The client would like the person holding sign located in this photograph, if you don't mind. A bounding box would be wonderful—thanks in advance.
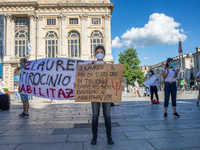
[74,45,123,145]
[19,58,30,118]
[162,58,180,118]
[148,70,159,104]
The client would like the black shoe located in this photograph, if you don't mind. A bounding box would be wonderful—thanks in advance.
[197,102,199,106]
[19,112,24,117]
[164,112,167,118]
[91,138,97,145]
[107,138,114,145]
[111,103,115,106]
[173,112,180,118]
[20,113,29,118]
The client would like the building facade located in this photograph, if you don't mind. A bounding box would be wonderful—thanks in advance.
[193,47,200,81]
[0,0,114,91]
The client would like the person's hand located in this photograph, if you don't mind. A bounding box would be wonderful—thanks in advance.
[175,68,180,73]
[73,83,77,88]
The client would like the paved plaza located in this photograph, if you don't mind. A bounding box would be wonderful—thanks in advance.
[0,91,200,150]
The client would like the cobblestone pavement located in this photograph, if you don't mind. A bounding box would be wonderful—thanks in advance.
[0,91,200,150]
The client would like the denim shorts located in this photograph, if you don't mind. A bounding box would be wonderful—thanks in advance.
[20,94,29,102]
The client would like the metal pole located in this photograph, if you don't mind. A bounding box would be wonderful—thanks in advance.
[180,54,183,78]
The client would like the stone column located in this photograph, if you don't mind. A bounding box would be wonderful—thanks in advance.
[3,14,12,61]
[37,15,43,58]
[10,16,16,58]
[28,13,36,60]
[58,14,67,57]
[103,14,113,62]
[80,14,89,60]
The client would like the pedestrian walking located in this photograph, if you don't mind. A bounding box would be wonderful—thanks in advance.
[144,78,149,97]
[133,78,141,97]
[13,82,20,101]
[148,70,159,104]
[28,95,33,102]
[19,58,29,118]
[195,71,200,106]
[162,58,180,118]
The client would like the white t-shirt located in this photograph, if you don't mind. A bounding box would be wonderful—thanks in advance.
[94,61,105,64]
[196,71,200,77]
[134,81,139,87]
[162,67,177,82]
[150,75,158,86]
[0,81,5,90]
[13,86,18,91]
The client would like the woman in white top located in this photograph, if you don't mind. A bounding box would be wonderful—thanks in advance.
[149,70,159,103]
[162,58,180,118]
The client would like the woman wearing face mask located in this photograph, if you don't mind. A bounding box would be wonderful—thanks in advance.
[74,45,120,145]
[148,70,159,104]
[162,58,180,118]
[13,83,20,101]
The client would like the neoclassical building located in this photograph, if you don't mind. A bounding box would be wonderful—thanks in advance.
[0,0,114,91]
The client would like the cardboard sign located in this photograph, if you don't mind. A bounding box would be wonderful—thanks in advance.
[75,64,124,103]
[19,58,93,100]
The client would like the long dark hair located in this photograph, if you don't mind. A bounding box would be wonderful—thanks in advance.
[149,70,154,76]
[165,58,173,69]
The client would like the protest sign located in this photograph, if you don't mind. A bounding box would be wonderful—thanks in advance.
[19,58,93,100]
[144,75,157,86]
[75,64,124,103]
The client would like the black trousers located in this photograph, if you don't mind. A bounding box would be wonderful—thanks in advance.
[150,86,159,101]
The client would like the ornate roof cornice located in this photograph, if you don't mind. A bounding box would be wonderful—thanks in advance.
[0,1,37,7]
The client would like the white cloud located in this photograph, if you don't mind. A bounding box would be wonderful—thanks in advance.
[111,36,124,48]
[144,57,149,59]
[113,13,187,48]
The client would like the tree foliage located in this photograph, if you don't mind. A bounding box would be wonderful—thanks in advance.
[118,48,145,85]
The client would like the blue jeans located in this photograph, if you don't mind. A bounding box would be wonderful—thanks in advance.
[164,83,177,107]
[91,102,111,138]
[14,91,20,100]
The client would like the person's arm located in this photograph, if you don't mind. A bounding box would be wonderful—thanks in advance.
[196,76,199,86]
[162,69,169,79]
[174,68,180,78]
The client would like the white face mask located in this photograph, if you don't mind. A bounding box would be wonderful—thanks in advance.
[96,53,105,60]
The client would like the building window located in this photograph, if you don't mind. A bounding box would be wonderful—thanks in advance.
[15,18,29,57]
[92,18,101,25]
[47,19,56,25]
[69,19,78,24]
[45,31,58,58]
[90,30,103,57]
[68,31,80,58]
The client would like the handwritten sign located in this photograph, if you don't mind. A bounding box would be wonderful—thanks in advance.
[19,58,93,100]
[75,64,124,103]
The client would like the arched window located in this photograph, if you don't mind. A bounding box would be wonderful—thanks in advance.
[90,30,103,57]
[45,31,58,58]
[14,18,29,57]
[68,31,80,58]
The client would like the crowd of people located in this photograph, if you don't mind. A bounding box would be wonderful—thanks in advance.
[1,46,200,146]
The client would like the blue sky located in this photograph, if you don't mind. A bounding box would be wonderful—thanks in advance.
[110,0,200,66]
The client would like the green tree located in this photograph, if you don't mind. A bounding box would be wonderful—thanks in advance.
[118,47,145,85]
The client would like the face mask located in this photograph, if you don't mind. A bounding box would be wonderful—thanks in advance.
[0,80,2,81]
[96,53,105,60]
[170,62,174,67]
[149,73,152,76]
